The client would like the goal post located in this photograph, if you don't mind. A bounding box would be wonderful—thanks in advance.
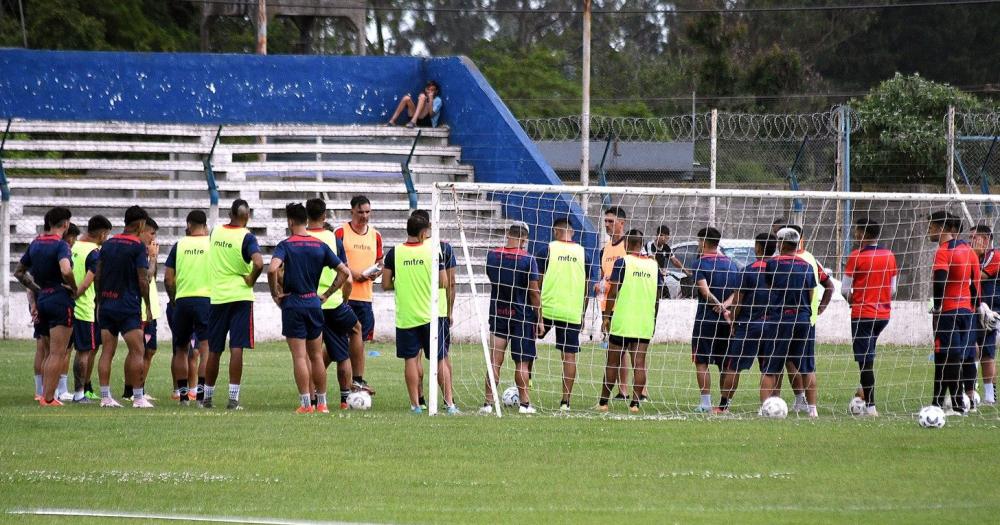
[432,182,1000,417]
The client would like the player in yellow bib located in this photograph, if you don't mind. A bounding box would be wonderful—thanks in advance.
[599,230,660,413]
[205,199,264,410]
[69,215,112,403]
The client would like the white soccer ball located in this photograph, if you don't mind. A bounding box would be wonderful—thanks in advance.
[501,386,520,407]
[346,391,372,411]
[848,396,867,416]
[760,396,788,419]
[918,405,946,428]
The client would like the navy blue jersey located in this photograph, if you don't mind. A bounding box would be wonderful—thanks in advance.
[84,250,99,274]
[736,259,771,321]
[693,253,741,321]
[97,234,149,313]
[273,234,342,309]
[486,247,540,321]
[981,248,1000,310]
[20,234,72,293]
[764,254,817,317]
[440,241,457,270]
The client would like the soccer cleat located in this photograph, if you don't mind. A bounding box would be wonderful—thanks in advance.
[296,406,314,414]
[353,380,376,396]
[33,395,42,402]
[518,404,537,415]
[100,397,123,408]
[73,396,93,405]
[226,399,242,411]
[316,404,330,414]
[84,391,100,401]
[411,406,423,414]
[446,405,461,415]
[143,393,157,402]
[179,398,189,407]
[694,405,712,414]
[478,404,494,415]
[559,403,571,412]
[202,397,214,409]
[339,402,349,410]
[712,407,729,415]
[864,406,879,417]
[171,391,181,401]
[807,407,819,418]
[629,404,640,414]
[792,399,808,414]
[188,390,198,401]
[40,398,64,407]
[596,404,609,413]
[58,392,74,402]
[132,397,155,409]
[944,408,964,417]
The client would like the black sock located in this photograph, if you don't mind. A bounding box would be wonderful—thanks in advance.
[340,390,349,403]
[598,396,609,407]
[720,396,730,408]
[629,399,639,408]
[352,376,363,384]
[859,361,876,406]
[84,381,94,394]
[943,361,963,411]
[520,402,529,408]
[123,384,133,398]
[560,399,570,406]
[311,395,318,407]
[962,362,977,397]
[932,360,945,406]
[177,379,189,396]
[418,396,426,407]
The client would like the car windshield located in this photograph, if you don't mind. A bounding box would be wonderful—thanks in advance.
[722,247,755,269]
[673,245,701,272]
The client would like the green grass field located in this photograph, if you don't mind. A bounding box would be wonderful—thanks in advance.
[2,338,999,525]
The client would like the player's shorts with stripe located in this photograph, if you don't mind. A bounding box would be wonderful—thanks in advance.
[726,318,768,372]
[541,318,581,354]
[349,300,375,341]
[851,318,889,364]
[396,318,449,360]
[760,314,810,375]
[99,306,141,338]
[490,315,537,362]
[691,318,728,366]
[208,300,254,353]
[171,297,209,351]
[323,303,359,363]
[976,325,998,360]
[143,319,158,351]
[934,309,973,360]
[281,306,324,340]
[72,319,98,352]
[36,289,74,336]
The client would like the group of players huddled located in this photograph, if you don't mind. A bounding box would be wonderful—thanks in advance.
[17,197,999,416]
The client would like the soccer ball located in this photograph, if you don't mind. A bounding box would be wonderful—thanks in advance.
[848,396,867,416]
[760,396,788,419]
[918,406,946,428]
[501,386,520,407]
[346,391,372,411]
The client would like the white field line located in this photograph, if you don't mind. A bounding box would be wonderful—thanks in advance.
[6,508,385,525]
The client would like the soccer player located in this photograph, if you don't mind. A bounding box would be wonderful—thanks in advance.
[382,213,458,414]
[599,206,630,399]
[54,222,81,402]
[481,222,541,415]
[14,207,77,406]
[205,199,264,410]
[843,218,898,416]
[124,217,160,401]
[306,198,365,409]
[718,232,777,414]
[690,226,740,413]
[971,224,999,405]
[644,224,690,298]
[334,195,383,395]
[760,228,828,417]
[94,206,153,408]
[928,211,980,415]
[69,215,112,403]
[164,210,212,406]
[599,229,660,413]
[268,203,351,414]
[536,217,590,410]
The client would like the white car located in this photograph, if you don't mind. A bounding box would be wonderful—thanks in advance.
[664,239,842,300]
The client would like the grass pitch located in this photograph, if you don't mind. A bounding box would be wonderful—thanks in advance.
[1,339,999,524]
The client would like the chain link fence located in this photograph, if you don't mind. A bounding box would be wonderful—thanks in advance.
[953,112,1000,220]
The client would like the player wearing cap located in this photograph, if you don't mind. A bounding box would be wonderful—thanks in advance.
[333,195,383,395]
[843,218,898,416]
[15,207,77,406]
[68,215,112,403]
[599,229,660,413]
[382,213,458,414]
[971,224,999,405]
[690,226,740,413]
[164,211,212,406]
[717,232,777,414]
[94,206,153,408]
[481,221,541,415]
[268,203,351,414]
[205,199,264,410]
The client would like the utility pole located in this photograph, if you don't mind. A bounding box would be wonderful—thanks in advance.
[581,0,591,210]
[256,0,267,55]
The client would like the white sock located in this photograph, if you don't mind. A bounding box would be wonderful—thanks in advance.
[986,383,995,402]
[700,394,711,406]
[204,385,215,398]
[317,393,327,406]
[73,389,85,401]
[100,385,111,399]
[133,387,144,400]
[34,375,43,397]
[300,394,311,408]
[57,375,68,396]
[228,384,240,401]
[795,393,807,404]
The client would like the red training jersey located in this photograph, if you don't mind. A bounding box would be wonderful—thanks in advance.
[845,244,898,319]
[932,239,981,312]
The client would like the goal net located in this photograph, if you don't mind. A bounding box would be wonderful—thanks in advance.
[430,182,1000,418]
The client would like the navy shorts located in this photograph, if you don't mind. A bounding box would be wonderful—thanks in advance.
[171,297,209,351]
[490,316,537,362]
[934,310,973,360]
[323,303,359,363]
[977,326,998,360]
[760,315,810,375]
[542,318,582,354]
[72,319,99,352]
[851,318,889,364]
[208,301,254,353]
[396,318,449,360]
[691,319,728,367]
[349,300,375,341]
[143,319,158,351]
[726,319,768,372]
[36,292,74,334]
[799,325,817,374]
[608,334,651,347]
[99,307,142,338]
[282,307,324,340]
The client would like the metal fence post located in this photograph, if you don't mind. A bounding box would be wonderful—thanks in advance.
[0,119,11,339]
[839,105,852,273]
[709,109,717,226]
